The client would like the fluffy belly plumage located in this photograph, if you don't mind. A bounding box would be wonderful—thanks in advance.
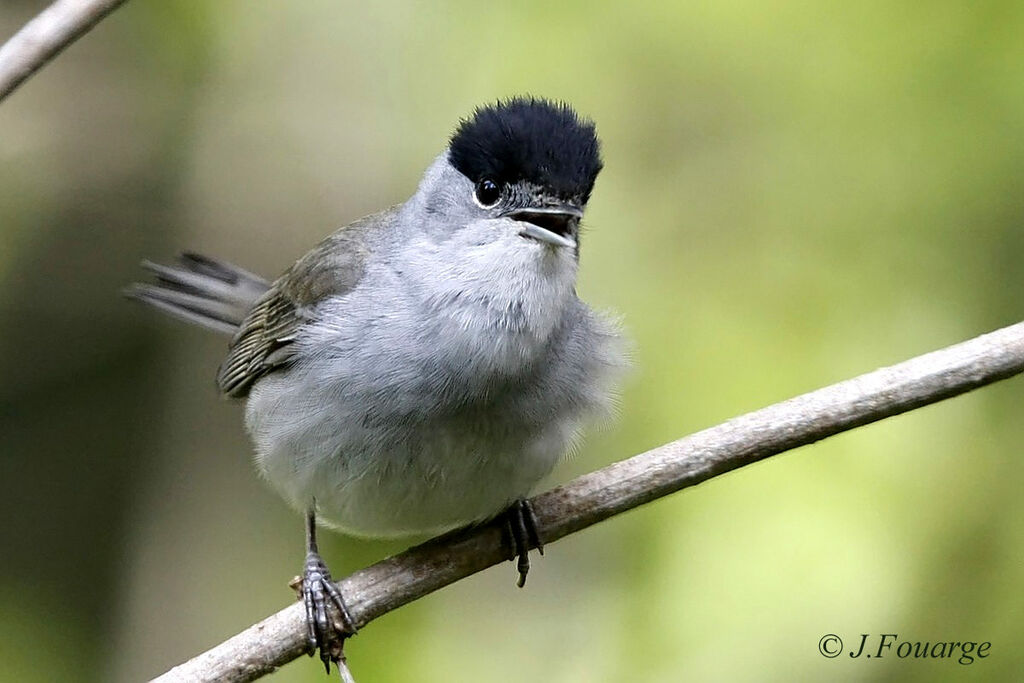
[245,369,577,537]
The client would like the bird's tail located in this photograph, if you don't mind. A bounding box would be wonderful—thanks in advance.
[125,252,270,336]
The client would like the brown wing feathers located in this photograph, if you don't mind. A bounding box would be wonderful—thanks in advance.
[133,212,388,400]
[216,288,300,398]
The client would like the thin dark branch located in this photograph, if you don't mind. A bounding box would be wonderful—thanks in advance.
[0,0,130,102]
[152,320,1024,682]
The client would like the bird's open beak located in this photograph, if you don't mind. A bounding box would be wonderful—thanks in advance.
[506,206,583,249]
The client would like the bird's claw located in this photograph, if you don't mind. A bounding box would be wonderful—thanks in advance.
[301,551,356,675]
[503,499,544,587]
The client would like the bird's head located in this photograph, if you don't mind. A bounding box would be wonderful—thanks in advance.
[413,97,603,255]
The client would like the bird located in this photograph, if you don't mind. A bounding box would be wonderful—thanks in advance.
[126,96,626,673]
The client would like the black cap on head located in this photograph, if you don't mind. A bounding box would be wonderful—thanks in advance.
[448,97,603,204]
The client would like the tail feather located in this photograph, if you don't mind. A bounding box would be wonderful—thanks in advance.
[125,253,270,336]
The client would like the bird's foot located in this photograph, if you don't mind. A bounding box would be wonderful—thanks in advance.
[300,551,357,675]
[503,498,544,587]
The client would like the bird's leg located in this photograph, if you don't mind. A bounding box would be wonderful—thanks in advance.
[502,499,544,588]
[300,508,357,675]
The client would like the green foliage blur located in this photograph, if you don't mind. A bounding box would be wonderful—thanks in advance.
[2,1,1023,681]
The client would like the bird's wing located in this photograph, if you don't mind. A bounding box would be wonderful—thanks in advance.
[215,285,302,397]
[215,211,389,398]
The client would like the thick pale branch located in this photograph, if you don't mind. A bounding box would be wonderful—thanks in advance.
[153,320,1024,682]
[0,0,130,102]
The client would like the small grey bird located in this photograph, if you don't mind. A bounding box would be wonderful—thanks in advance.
[128,97,625,672]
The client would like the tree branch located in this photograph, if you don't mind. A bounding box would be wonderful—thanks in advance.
[0,0,130,102]
[152,320,1024,682]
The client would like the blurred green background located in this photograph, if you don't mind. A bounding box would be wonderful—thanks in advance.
[2,1,1023,681]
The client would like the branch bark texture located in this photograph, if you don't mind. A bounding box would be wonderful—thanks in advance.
[0,0,129,102]
[153,320,1024,682]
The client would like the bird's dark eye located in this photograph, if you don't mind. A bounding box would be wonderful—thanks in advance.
[474,178,502,208]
